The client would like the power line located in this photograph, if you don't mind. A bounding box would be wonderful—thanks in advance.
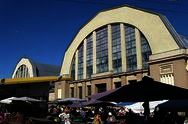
[134,1,188,15]
[129,0,188,15]
[135,5,188,15]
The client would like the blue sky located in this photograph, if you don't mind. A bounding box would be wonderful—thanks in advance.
[0,0,188,78]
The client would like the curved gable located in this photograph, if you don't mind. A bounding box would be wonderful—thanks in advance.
[61,6,179,75]
[12,58,36,78]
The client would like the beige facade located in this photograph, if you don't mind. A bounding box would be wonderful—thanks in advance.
[150,49,188,88]
[55,5,188,99]
[55,81,70,99]
[61,6,179,75]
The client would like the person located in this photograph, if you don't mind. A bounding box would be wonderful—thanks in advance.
[93,113,103,124]
[80,108,86,122]
[59,108,71,124]
[0,112,5,124]
[118,107,126,116]
[106,112,116,124]
[142,102,150,120]
[117,107,127,124]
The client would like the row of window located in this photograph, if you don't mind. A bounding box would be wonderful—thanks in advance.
[71,23,152,80]
[70,85,91,99]
[69,82,122,98]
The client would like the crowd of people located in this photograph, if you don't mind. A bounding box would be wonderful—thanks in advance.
[0,102,188,124]
[47,105,188,124]
[48,105,129,124]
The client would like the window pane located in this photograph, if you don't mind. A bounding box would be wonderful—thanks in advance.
[112,24,122,73]
[125,25,137,72]
[78,86,82,99]
[78,44,84,80]
[96,27,108,73]
[141,33,152,69]
[71,56,75,80]
[86,34,93,78]
[87,85,91,96]
[70,87,74,97]
[14,65,30,78]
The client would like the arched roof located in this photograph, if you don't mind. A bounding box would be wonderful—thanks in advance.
[12,57,60,78]
[61,5,184,75]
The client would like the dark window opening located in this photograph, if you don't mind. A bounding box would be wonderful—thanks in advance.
[70,87,74,97]
[96,83,106,93]
[87,85,91,96]
[114,82,121,88]
[78,86,82,99]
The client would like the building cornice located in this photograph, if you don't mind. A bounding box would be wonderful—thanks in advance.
[70,69,148,83]
[149,49,188,64]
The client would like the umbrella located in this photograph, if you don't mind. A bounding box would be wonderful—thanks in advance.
[157,99,188,111]
[0,97,42,104]
[84,89,118,107]
[0,97,17,104]
[67,102,84,108]
[122,100,167,113]
[98,76,188,117]
[116,102,135,107]
[89,88,119,100]
[13,97,42,102]
[83,99,116,107]
[98,76,188,102]
[55,97,86,105]
[56,97,86,102]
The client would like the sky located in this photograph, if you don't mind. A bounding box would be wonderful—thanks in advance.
[0,0,188,78]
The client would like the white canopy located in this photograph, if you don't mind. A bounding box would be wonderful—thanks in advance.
[56,97,86,103]
[0,97,17,104]
[13,97,42,102]
[125,100,168,113]
[0,97,42,104]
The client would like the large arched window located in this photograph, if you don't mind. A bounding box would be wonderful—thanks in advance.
[71,23,152,80]
[14,64,29,78]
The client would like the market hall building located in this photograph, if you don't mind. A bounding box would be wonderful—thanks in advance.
[55,5,188,100]
[0,57,65,101]
[12,57,60,78]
